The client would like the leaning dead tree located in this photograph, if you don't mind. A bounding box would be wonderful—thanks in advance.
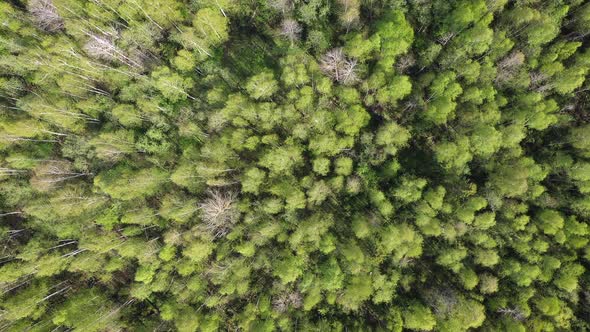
[198,189,240,238]
[29,160,90,192]
[84,32,119,61]
[530,71,552,93]
[320,48,358,85]
[497,307,526,321]
[83,29,144,69]
[27,0,64,32]
[495,51,525,84]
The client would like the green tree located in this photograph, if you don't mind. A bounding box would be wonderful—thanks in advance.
[246,71,279,100]
[94,165,168,200]
[403,302,436,331]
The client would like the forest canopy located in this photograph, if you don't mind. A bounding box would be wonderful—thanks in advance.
[1,0,590,331]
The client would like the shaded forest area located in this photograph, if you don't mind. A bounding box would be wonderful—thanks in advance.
[1,0,590,331]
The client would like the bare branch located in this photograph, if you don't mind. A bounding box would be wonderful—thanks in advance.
[396,54,416,74]
[268,0,294,14]
[497,307,526,321]
[279,19,302,43]
[273,291,302,313]
[320,48,358,85]
[495,51,525,84]
[198,189,240,238]
[27,0,64,32]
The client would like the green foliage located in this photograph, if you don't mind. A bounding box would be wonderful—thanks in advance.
[94,165,168,200]
[259,145,304,175]
[183,240,214,263]
[434,137,472,173]
[374,10,414,71]
[537,209,565,235]
[273,252,304,284]
[242,167,266,194]
[52,289,118,331]
[312,157,330,176]
[403,302,436,331]
[392,176,427,204]
[375,122,411,156]
[0,280,48,321]
[334,157,353,176]
[151,67,194,103]
[0,1,588,330]
[245,71,279,100]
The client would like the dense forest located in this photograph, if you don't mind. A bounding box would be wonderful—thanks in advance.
[1,0,590,330]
